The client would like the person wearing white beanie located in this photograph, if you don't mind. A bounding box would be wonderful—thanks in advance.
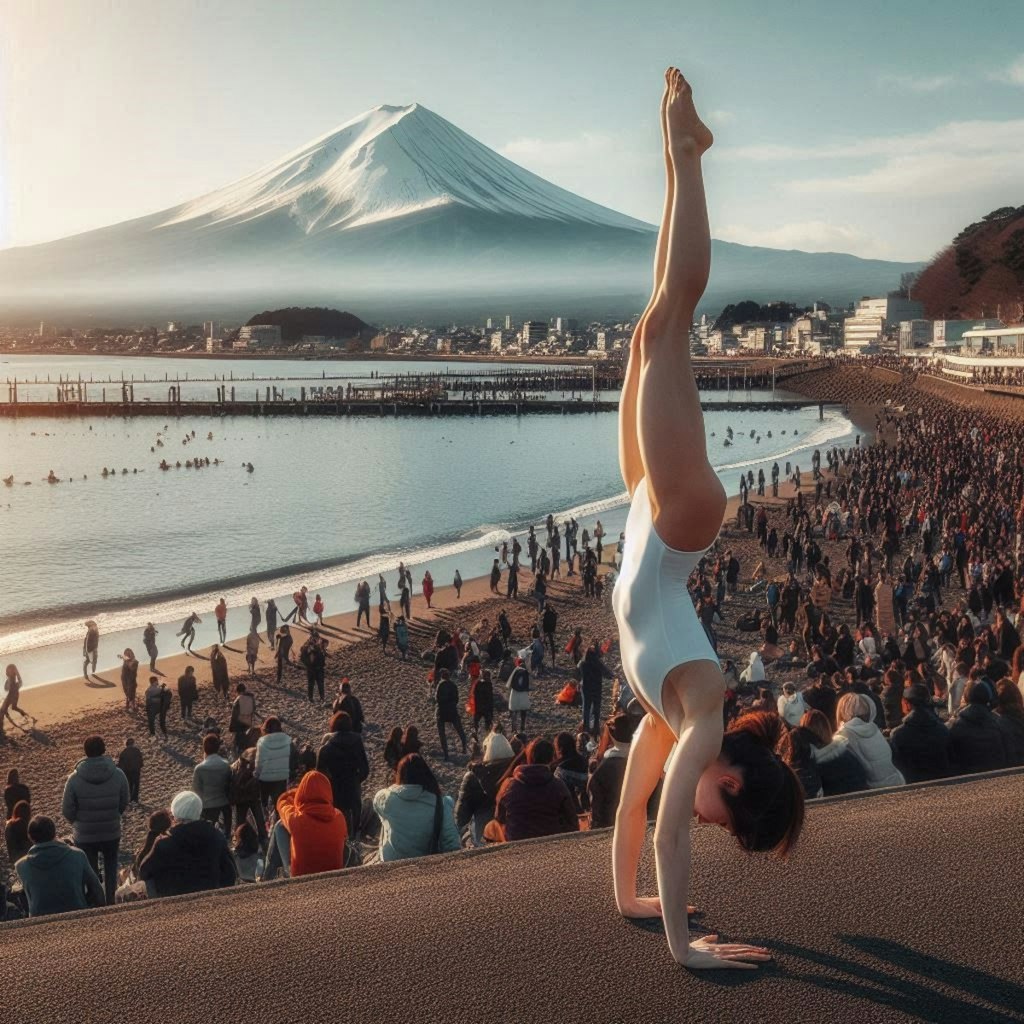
[170,790,203,822]
[139,790,236,897]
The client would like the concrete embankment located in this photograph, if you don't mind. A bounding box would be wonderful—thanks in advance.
[5,769,1023,1024]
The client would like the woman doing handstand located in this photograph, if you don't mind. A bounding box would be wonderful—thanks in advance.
[611,68,805,969]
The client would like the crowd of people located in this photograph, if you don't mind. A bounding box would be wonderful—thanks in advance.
[7,377,1024,919]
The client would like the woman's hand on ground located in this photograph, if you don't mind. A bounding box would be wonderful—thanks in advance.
[680,934,772,970]
[618,897,698,918]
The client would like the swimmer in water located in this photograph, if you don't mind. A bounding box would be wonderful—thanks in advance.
[611,69,803,970]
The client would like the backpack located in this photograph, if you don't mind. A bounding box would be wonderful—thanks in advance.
[229,757,258,804]
[510,668,530,693]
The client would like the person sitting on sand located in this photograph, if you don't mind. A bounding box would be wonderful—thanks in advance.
[371,754,460,863]
[139,791,236,897]
[263,770,346,880]
[494,737,579,842]
[455,732,516,847]
[16,815,105,916]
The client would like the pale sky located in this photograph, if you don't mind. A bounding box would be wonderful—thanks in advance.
[1,0,1022,261]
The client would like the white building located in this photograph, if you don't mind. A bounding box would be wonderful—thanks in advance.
[203,321,221,339]
[960,325,1024,356]
[238,324,282,348]
[504,315,512,330]
[844,294,924,352]
[932,319,1003,350]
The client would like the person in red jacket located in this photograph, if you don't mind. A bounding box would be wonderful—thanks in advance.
[265,770,347,878]
[494,737,579,841]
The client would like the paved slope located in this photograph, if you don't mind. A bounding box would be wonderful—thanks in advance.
[5,772,1024,1024]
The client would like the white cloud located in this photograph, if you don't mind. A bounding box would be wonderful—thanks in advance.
[878,72,957,93]
[717,118,1024,199]
[999,55,1024,85]
[498,131,616,167]
[717,220,888,257]
[708,109,736,125]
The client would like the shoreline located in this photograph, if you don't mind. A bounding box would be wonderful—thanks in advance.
[10,402,868,732]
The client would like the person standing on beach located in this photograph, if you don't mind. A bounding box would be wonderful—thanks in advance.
[143,677,169,740]
[399,581,412,620]
[528,528,539,573]
[489,558,501,594]
[378,574,391,615]
[507,658,531,734]
[118,648,139,712]
[215,598,228,644]
[434,669,468,762]
[2,664,28,733]
[379,607,392,652]
[177,612,201,654]
[355,580,372,628]
[389,615,408,660]
[422,570,435,609]
[300,630,328,703]
[454,570,463,599]
[507,558,520,599]
[229,683,257,754]
[116,737,144,804]
[83,621,100,679]
[313,593,325,626]
[61,734,130,906]
[211,643,231,701]
[276,626,294,684]
[249,597,261,635]
[771,462,780,497]
[534,571,547,613]
[178,665,199,722]
[143,623,159,672]
[542,603,559,667]
[244,630,260,678]
[265,598,279,648]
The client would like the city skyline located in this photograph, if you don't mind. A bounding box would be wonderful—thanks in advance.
[1,0,1022,261]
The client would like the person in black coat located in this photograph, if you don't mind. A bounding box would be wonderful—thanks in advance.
[802,677,839,730]
[889,684,950,783]
[577,642,612,735]
[994,680,1024,767]
[139,791,236,897]
[434,670,467,761]
[947,680,1009,776]
[316,712,369,836]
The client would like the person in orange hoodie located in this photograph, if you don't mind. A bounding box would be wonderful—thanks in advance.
[264,770,346,879]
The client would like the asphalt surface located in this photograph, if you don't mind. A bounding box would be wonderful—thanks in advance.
[5,770,1024,1024]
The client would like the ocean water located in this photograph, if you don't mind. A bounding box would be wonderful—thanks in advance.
[0,357,855,683]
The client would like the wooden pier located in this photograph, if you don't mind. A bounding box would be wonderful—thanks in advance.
[0,396,836,419]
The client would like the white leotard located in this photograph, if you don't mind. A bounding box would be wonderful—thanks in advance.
[611,477,719,725]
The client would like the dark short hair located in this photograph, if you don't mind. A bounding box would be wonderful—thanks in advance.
[202,734,221,756]
[262,716,281,734]
[329,711,352,734]
[28,815,56,844]
[525,738,555,766]
[84,735,106,758]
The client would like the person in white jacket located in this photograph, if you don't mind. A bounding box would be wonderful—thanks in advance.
[739,651,766,686]
[835,693,904,789]
[254,716,294,813]
[777,682,807,728]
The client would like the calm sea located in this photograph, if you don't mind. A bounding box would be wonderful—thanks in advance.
[0,355,855,683]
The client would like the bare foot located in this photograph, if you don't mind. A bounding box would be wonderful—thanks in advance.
[664,66,713,157]
[619,896,698,918]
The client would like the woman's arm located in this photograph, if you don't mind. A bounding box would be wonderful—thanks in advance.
[656,678,770,969]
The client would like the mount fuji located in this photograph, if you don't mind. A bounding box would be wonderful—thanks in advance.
[0,103,921,320]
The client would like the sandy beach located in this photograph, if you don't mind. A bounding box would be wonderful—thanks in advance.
[0,370,882,881]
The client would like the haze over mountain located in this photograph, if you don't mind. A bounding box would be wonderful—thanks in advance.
[0,103,923,322]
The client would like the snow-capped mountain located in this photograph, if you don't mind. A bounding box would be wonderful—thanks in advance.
[161,104,648,235]
[0,103,921,319]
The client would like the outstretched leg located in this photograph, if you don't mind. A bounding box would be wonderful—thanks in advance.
[619,70,675,498]
[637,69,724,551]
